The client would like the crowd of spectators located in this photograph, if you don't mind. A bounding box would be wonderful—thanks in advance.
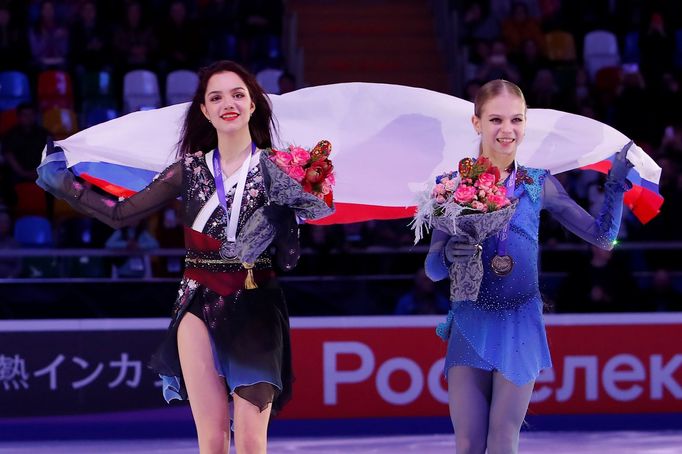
[0,0,680,314]
[0,0,284,79]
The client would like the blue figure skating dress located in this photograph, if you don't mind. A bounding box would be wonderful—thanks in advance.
[427,166,626,386]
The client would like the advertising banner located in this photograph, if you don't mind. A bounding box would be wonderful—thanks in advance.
[1,314,680,420]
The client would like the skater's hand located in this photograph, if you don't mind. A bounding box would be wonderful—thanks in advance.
[445,235,482,264]
[608,140,635,183]
[36,137,80,198]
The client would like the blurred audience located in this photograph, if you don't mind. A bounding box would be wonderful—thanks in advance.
[1,102,49,184]
[105,220,158,278]
[557,245,641,313]
[0,209,21,278]
[29,0,69,70]
[394,268,449,315]
[645,269,682,312]
[0,3,29,71]
[68,1,111,73]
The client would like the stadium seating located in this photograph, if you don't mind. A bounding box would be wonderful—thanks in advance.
[123,69,161,113]
[165,69,198,105]
[0,70,31,110]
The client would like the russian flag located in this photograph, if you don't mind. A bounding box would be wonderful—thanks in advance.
[581,159,662,224]
[48,83,663,225]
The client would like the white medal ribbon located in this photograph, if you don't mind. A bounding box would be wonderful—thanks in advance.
[213,145,255,246]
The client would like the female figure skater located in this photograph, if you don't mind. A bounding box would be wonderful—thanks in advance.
[425,79,632,454]
[37,60,333,453]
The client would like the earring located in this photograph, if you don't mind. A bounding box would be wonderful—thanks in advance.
[208,118,212,124]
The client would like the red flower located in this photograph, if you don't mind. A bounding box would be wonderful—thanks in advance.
[305,160,327,184]
[459,157,474,177]
[486,165,500,182]
[270,140,335,207]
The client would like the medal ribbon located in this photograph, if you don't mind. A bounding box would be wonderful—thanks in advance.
[212,143,256,246]
[495,164,516,257]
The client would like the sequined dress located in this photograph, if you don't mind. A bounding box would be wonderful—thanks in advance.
[426,166,626,386]
[58,149,327,412]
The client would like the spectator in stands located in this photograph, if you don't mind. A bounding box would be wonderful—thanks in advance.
[639,11,674,93]
[56,216,109,278]
[614,68,656,145]
[557,245,640,313]
[500,1,545,57]
[527,68,562,109]
[300,223,344,255]
[237,0,283,64]
[0,3,30,71]
[28,0,69,70]
[465,39,491,81]
[0,209,20,278]
[152,205,184,276]
[105,220,159,278]
[423,80,633,454]
[459,1,500,44]
[646,268,682,312]
[660,124,682,163]
[514,38,548,92]
[490,0,541,22]
[372,220,414,248]
[112,1,157,72]
[475,39,520,83]
[68,1,111,73]
[0,152,17,209]
[1,102,49,184]
[394,267,449,315]
[656,73,682,139]
[157,0,202,72]
[200,0,239,61]
[565,67,594,114]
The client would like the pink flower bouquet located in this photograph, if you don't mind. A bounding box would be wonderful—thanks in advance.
[413,157,517,301]
[269,140,335,208]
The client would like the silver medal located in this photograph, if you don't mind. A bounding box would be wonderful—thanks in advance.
[220,241,237,260]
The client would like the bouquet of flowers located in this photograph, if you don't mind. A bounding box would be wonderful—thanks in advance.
[412,157,517,301]
[269,140,335,207]
[235,140,335,270]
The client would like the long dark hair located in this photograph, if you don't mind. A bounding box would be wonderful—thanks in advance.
[177,60,277,157]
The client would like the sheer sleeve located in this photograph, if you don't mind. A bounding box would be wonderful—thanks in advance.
[67,161,183,230]
[542,173,624,250]
[424,229,450,281]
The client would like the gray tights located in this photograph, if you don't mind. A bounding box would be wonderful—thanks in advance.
[448,366,534,454]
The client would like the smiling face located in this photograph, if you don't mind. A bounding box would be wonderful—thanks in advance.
[472,90,526,161]
[200,71,255,137]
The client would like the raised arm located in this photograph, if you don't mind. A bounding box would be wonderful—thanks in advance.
[37,144,182,229]
[542,142,634,250]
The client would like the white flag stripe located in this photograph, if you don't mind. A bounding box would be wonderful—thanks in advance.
[50,83,661,207]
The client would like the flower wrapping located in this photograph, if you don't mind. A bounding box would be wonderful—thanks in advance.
[269,140,335,207]
[412,157,517,301]
[235,141,335,267]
